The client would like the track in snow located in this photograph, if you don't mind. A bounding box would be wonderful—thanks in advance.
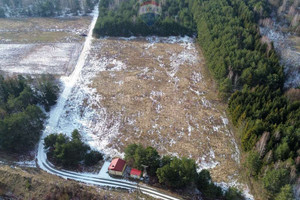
[35,4,180,200]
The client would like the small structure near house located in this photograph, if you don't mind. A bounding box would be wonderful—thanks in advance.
[108,158,126,176]
[130,168,142,179]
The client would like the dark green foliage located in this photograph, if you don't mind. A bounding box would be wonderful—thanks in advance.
[36,75,59,112]
[37,0,56,17]
[196,170,223,199]
[93,0,195,37]
[0,0,98,17]
[275,141,290,161]
[44,133,58,149]
[156,157,197,189]
[245,151,262,176]
[275,185,294,200]
[0,8,5,18]
[124,143,160,176]
[44,130,103,168]
[0,105,45,152]
[190,0,283,91]
[262,168,290,193]
[0,75,48,153]
[196,169,211,191]
[224,187,245,200]
[219,78,233,99]
[84,150,103,166]
[185,0,299,197]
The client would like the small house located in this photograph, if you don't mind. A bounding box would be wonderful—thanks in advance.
[108,158,126,176]
[130,168,142,179]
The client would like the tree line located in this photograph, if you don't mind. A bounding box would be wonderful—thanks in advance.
[188,0,299,199]
[0,75,59,153]
[93,0,298,198]
[0,0,98,17]
[93,0,195,37]
[125,144,245,200]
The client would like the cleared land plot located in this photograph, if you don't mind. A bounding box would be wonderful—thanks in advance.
[0,17,91,76]
[87,37,240,184]
[0,43,81,75]
[0,17,91,43]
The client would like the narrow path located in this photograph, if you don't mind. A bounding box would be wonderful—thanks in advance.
[35,4,180,200]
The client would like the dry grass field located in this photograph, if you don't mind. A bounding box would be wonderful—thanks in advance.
[0,164,153,200]
[0,17,91,43]
[88,37,241,184]
[0,17,91,76]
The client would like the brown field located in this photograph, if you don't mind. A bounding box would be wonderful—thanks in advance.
[0,17,91,43]
[89,37,241,184]
[0,17,91,76]
[0,164,153,200]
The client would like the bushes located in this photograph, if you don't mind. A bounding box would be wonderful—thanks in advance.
[245,151,262,177]
[125,144,244,198]
[262,168,290,193]
[156,157,197,189]
[84,150,103,166]
[125,144,197,188]
[196,169,223,199]
[224,187,245,200]
[125,144,160,176]
[275,185,294,200]
[44,130,103,168]
[196,169,244,200]
[36,75,59,112]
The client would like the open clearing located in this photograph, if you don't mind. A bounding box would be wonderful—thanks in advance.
[0,17,91,76]
[90,37,240,183]
[53,36,251,195]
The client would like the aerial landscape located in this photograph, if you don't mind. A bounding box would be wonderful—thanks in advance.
[0,0,299,200]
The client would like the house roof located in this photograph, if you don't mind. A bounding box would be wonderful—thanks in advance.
[130,168,142,176]
[108,158,126,172]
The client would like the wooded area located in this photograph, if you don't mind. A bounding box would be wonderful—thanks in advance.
[0,0,98,17]
[125,144,245,200]
[189,0,299,199]
[44,130,103,168]
[93,0,299,199]
[0,75,59,153]
[93,0,195,37]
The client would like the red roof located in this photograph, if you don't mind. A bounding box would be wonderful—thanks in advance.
[130,168,142,176]
[141,1,160,7]
[108,158,126,172]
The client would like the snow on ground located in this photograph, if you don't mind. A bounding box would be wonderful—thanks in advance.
[260,27,300,88]
[77,36,252,199]
[0,43,81,75]
[15,160,36,168]
[12,17,250,197]
[216,181,254,200]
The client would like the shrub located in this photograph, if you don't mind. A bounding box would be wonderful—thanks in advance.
[245,151,262,176]
[196,170,223,199]
[275,185,294,200]
[124,143,160,176]
[262,168,289,193]
[84,150,103,166]
[224,187,245,200]
[156,157,197,189]
[44,130,102,168]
